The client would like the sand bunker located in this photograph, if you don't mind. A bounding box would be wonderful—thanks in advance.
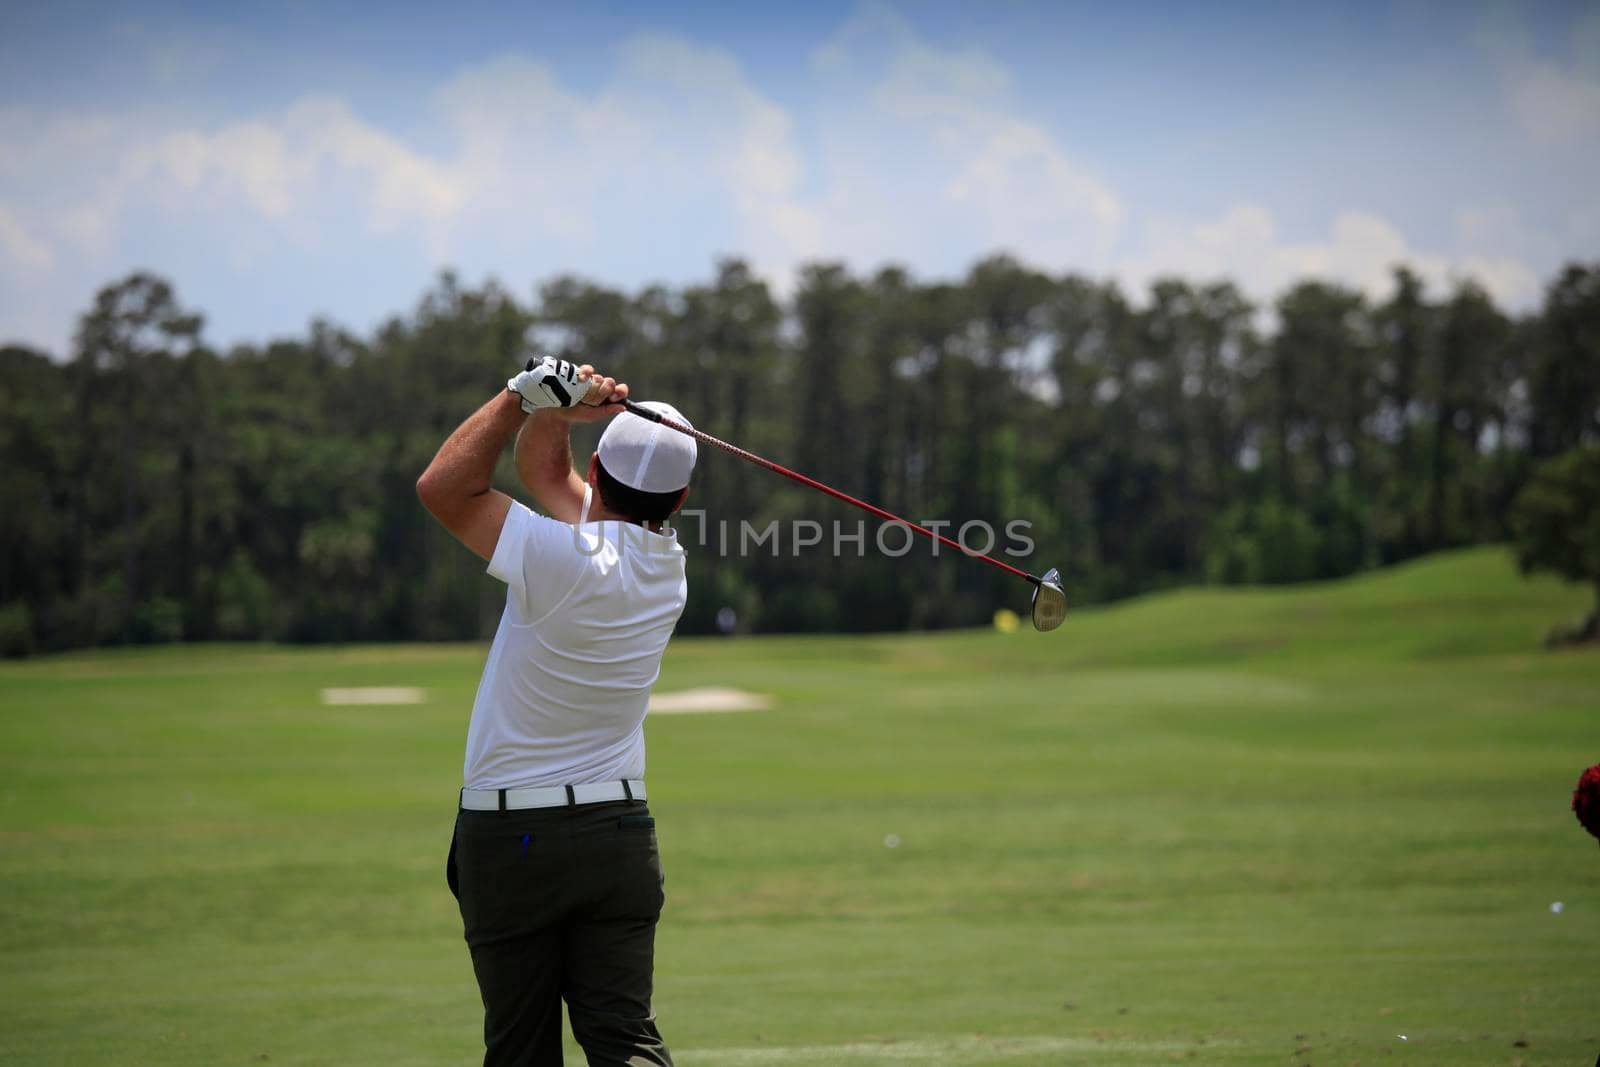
[316,685,766,713]
[320,687,427,705]
[648,687,771,714]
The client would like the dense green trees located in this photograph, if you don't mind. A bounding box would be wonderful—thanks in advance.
[1,257,1597,653]
[1511,445,1600,643]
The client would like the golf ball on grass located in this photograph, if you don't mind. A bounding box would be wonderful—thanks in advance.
[883,833,901,849]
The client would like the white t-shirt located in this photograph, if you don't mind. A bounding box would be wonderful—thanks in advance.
[461,492,688,790]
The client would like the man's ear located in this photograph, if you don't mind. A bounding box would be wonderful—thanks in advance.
[587,453,601,486]
[671,486,690,514]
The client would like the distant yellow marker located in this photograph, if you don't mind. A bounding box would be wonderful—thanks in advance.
[992,608,1021,634]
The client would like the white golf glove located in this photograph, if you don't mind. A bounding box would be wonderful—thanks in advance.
[507,356,591,412]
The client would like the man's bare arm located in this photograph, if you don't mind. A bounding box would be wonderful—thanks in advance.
[513,365,629,523]
[416,391,523,561]
[515,411,589,524]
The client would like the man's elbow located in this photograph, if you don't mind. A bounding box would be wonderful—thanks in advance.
[417,472,486,526]
[416,471,448,517]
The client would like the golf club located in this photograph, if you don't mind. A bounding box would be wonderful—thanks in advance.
[620,398,1068,632]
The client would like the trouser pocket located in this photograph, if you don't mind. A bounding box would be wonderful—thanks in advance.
[445,827,460,902]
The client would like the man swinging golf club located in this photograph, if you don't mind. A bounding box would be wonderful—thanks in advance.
[417,355,696,1067]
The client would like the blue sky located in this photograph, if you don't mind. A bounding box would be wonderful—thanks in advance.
[1,0,1596,355]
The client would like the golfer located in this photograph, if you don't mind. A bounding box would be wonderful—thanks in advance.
[416,356,696,1067]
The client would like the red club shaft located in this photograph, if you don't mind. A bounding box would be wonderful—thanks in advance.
[621,400,1040,585]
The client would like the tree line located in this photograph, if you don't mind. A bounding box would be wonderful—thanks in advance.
[1,256,1597,654]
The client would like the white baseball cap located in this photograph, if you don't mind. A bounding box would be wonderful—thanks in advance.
[597,401,697,493]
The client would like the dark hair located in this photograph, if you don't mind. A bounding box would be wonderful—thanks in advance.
[594,458,685,524]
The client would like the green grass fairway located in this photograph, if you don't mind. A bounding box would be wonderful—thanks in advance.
[3,547,1597,1065]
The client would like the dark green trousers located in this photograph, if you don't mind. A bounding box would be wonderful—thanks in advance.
[448,800,673,1067]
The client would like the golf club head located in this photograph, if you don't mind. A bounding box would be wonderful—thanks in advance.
[1030,568,1067,632]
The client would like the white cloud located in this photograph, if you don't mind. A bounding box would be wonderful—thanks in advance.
[1479,2,1600,146]
[1507,62,1600,144]
[0,35,822,348]
[298,99,462,233]
[1454,254,1542,306]
[791,1,1122,279]
[815,1,1009,98]
[0,2,1573,352]
[945,120,1122,260]
[0,94,466,280]
[0,205,52,270]
[133,97,462,249]
[417,40,827,278]
[1121,204,1541,310]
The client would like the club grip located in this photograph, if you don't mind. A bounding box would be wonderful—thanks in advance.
[621,399,663,423]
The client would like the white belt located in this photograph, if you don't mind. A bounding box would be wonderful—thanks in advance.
[459,779,646,812]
